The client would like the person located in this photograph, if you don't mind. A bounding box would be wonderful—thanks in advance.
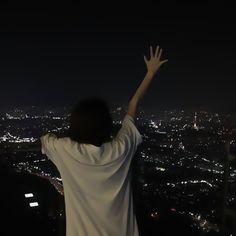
[40,45,168,236]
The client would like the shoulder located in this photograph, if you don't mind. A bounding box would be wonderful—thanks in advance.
[40,133,72,153]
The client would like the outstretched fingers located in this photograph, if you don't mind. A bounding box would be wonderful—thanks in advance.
[160,59,168,65]
[150,46,154,58]
[145,45,168,67]
[158,48,163,60]
[144,55,148,64]
[154,45,159,57]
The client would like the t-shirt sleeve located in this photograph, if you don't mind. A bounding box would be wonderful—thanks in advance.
[113,114,143,155]
[40,133,61,166]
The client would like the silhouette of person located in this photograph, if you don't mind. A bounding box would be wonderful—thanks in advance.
[40,45,168,236]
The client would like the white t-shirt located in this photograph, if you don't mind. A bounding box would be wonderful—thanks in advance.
[41,114,143,236]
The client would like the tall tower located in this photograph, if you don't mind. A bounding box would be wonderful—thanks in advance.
[193,112,199,130]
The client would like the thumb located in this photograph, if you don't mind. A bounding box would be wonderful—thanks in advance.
[144,55,148,64]
[161,59,168,65]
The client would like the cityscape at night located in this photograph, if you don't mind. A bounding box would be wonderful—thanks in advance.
[1,4,236,236]
[0,105,235,235]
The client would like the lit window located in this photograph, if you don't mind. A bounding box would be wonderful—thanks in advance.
[25,193,34,198]
[29,202,39,207]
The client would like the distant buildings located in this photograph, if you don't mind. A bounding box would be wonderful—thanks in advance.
[0,106,236,235]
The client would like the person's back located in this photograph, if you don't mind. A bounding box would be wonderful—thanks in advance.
[41,114,142,235]
[40,45,167,236]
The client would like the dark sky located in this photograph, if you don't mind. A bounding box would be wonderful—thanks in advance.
[0,4,235,112]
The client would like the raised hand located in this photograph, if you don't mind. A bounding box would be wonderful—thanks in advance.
[127,45,168,119]
[144,45,168,75]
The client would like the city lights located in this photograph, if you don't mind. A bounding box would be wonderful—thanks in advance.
[29,202,39,207]
[1,106,235,234]
[24,193,34,198]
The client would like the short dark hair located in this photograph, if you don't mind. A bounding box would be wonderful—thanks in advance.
[69,97,113,147]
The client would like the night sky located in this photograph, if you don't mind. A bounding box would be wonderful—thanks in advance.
[0,4,235,112]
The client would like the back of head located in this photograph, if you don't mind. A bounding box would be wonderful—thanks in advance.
[69,97,113,147]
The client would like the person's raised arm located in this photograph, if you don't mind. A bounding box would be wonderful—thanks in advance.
[127,45,168,119]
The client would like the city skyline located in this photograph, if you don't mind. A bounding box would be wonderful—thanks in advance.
[1,105,235,235]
